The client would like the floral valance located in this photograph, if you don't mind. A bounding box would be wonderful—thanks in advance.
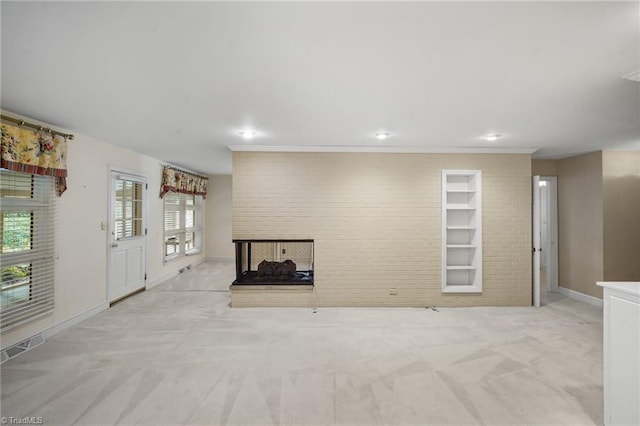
[1,122,68,195]
[160,166,208,199]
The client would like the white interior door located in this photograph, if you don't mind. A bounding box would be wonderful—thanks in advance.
[540,183,549,270]
[108,171,146,302]
[532,175,541,307]
[542,177,559,292]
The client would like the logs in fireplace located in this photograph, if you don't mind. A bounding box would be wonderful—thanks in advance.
[232,239,314,285]
[257,259,297,279]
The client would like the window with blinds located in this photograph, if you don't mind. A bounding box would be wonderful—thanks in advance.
[163,192,202,261]
[0,171,55,330]
[114,179,143,240]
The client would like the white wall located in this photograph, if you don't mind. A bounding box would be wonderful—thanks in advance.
[204,174,234,260]
[1,114,205,348]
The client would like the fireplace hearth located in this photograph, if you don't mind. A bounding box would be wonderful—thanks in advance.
[232,239,314,285]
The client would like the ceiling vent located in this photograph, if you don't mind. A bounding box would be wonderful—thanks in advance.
[622,69,640,82]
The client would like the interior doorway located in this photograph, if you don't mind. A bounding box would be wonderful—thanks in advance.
[533,176,558,306]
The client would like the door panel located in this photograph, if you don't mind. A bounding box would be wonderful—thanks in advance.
[127,246,143,282]
[113,250,127,290]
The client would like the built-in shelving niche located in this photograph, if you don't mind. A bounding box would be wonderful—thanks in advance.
[442,170,482,293]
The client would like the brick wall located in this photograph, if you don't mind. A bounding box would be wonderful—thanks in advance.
[233,152,532,307]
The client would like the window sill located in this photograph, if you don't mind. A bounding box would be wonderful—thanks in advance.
[163,249,202,264]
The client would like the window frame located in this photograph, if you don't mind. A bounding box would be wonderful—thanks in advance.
[163,192,202,263]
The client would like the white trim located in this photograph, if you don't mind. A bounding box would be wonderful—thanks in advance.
[206,256,235,262]
[557,286,603,308]
[146,271,180,290]
[533,175,541,307]
[2,255,213,356]
[146,258,206,289]
[107,165,148,181]
[41,301,109,340]
[1,300,110,354]
[228,145,538,154]
[597,281,640,299]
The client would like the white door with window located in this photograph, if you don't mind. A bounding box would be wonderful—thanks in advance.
[108,171,146,302]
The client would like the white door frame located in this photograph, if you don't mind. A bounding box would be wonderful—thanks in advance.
[533,175,559,307]
[107,167,148,302]
[533,176,541,307]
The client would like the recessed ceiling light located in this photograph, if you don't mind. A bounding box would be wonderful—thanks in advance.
[484,134,502,142]
[238,130,257,139]
[376,132,390,140]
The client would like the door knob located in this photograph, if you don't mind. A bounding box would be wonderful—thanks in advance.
[111,243,118,248]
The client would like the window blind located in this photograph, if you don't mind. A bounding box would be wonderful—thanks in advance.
[1,171,56,330]
[163,192,202,261]
[114,178,143,240]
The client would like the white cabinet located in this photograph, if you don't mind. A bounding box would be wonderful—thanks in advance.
[442,170,482,293]
[597,281,640,426]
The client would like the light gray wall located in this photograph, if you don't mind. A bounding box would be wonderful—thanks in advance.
[205,174,234,260]
[603,151,640,282]
[557,151,604,299]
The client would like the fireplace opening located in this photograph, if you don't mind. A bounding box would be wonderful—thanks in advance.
[232,239,314,285]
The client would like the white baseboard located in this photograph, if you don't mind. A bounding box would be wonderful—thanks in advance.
[558,286,603,308]
[191,258,206,268]
[2,300,109,361]
[4,259,212,360]
[146,258,207,289]
[42,301,109,340]
[206,256,234,262]
[146,272,177,289]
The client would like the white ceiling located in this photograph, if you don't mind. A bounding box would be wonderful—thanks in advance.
[2,1,639,175]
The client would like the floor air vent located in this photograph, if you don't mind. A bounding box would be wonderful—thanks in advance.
[1,334,45,363]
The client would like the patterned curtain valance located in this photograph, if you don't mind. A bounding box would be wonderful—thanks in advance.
[160,166,208,199]
[1,122,68,196]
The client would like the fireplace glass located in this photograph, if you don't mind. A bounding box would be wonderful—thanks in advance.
[233,239,314,285]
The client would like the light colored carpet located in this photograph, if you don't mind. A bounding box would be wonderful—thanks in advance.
[1,261,603,425]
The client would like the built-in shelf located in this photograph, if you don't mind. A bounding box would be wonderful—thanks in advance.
[442,170,482,293]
